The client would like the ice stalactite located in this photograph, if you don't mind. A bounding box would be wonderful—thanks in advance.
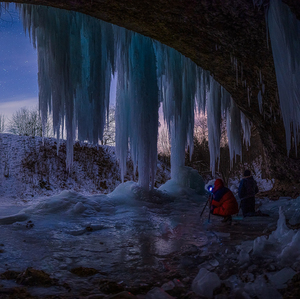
[241,112,252,149]
[267,0,300,155]
[206,79,222,175]
[17,4,252,188]
[257,90,263,114]
[226,98,242,167]
[18,5,114,172]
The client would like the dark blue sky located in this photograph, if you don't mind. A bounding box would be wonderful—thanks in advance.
[0,4,38,117]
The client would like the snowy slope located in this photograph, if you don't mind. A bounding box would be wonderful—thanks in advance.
[0,133,170,205]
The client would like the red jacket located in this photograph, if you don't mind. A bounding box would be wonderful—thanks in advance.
[211,179,239,216]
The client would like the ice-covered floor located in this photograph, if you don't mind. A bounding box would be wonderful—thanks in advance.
[0,181,300,298]
[0,182,210,296]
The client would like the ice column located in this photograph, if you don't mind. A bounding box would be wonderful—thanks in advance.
[154,43,197,183]
[115,30,159,189]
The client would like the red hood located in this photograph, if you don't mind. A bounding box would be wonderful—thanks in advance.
[214,179,224,191]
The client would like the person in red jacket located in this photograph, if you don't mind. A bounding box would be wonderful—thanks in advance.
[210,179,239,223]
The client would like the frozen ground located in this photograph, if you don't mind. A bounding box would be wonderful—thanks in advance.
[1,178,300,298]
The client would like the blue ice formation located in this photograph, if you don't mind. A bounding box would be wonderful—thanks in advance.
[267,0,300,155]
[13,1,300,189]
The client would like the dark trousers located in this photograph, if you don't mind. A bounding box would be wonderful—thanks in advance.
[241,197,255,217]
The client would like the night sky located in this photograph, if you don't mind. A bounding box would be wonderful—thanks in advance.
[0,5,38,118]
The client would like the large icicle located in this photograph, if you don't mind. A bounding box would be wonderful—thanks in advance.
[127,33,159,189]
[226,98,242,167]
[267,0,300,155]
[18,5,113,172]
[154,43,197,183]
[206,78,222,175]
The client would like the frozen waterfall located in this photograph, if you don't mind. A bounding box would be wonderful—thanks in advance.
[16,4,252,189]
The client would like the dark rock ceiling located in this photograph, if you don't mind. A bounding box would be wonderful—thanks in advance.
[3,0,300,186]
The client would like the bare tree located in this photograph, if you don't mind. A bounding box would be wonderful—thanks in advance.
[101,106,116,146]
[158,124,170,155]
[0,114,5,132]
[194,111,208,143]
[8,107,53,137]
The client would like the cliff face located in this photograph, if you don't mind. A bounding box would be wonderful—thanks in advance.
[4,0,300,185]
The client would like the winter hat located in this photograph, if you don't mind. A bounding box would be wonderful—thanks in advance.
[214,179,224,190]
[244,169,251,177]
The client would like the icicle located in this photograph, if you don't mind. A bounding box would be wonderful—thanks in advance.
[226,98,242,168]
[19,5,113,173]
[241,112,252,149]
[257,90,263,114]
[259,69,262,84]
[207,78,222,175]
[267,0,300,155]
[247,87,251,106]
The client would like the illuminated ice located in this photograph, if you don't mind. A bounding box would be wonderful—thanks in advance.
[158,166,205,197]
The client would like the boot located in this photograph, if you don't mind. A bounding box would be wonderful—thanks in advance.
[222,215,232,223]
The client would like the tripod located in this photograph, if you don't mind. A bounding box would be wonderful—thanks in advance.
[200,193,212,222]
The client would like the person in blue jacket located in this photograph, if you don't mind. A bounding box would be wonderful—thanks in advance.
[238,170,258,217]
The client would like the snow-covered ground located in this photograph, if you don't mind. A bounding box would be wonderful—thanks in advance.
[0,133,170,205]
[0,133,300,298]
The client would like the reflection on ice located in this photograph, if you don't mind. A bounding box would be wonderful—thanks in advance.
[1,181,300,298]
[0,181,209,284]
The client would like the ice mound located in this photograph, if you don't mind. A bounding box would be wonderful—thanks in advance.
[0,191,111,224]
[159,167,205,197]
[283,196,300,225]
[260,196,300,221]
[108,181,174,205]
[244,275,282,299]
[22,190,104,216]
[145,287,174,299]
[238,250,250,265]
[192,268,221,298]
[267,267,296,289]
[252,207,300,265]
[0,212,29,225]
